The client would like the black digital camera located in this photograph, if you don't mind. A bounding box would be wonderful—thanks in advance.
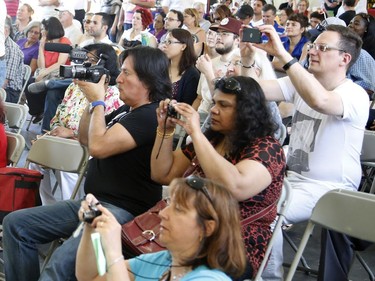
[60,61,110,83]
[167,104,181,119]
[82,204,102,223]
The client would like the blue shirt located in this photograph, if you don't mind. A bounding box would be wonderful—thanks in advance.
[262,21,287,44]
[129,251,231,280]
[283,36,309,60]
[347,49,375,93]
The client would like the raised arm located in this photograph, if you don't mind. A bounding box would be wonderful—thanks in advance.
[77,76,137,159]
[253,25,347,116]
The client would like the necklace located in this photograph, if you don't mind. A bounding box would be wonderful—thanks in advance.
[160,266,190,281]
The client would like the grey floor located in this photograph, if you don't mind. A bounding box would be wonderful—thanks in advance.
[1,115,375,280]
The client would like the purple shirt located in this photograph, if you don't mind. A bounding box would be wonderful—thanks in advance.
[17,38,39,66]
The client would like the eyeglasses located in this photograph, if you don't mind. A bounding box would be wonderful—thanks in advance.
[185,176,214,206]
[225,60,242,67]
[83,19,91,24]
[29,30,40,35]
[164,39,183,46]
[214,77,242,93]
[164,17,179,22]
[306,43,346,53]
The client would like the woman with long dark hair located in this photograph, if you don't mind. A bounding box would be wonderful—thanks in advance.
[161,28,200,105]
[151,76,286,279]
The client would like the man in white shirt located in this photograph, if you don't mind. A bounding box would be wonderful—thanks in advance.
[241,24,368,281]
[56,3,83,46]
[250,0,265,26]
[79,12,113,47]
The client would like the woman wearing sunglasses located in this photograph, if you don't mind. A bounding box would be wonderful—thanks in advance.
[76,177,247,280]
[151,76,286,279]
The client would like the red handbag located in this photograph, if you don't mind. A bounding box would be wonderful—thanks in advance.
[121,200,167,256]
[0,167,43,222]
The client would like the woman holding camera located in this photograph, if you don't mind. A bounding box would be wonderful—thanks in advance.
[76,177,247,281]
[150,76,286,279]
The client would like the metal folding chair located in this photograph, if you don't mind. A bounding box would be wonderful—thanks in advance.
[17,64,32,104]
[285,189,375,281]
[253,178,292,280]
[4,102,28,134]
[6,131,26,166]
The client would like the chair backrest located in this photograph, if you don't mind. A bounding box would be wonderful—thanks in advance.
[4,102,28,134]
[6,131,26,166]
[25,135,89,199]
[361,130,375,162]
[0,88,6,102]
[310,189,375,243]
[253,178,292,281]
[17,64,32,104]
[284,189,375,281]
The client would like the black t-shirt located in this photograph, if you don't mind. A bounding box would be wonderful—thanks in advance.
[339,10,356,26]
[84,102,162,216]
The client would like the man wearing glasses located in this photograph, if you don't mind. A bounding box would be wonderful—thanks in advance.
[159,9,183,43]
[193,17,242,121]
[241,25,369,280]
[56,3,83,46]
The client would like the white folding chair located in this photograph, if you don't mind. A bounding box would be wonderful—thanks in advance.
[25,135,89,200]
[253,178,292,281]
[4,102,28,134]
[360,130,375,194]
[17,64,32,104]
[0,88,6,102]
[285,189,375,281]
[6,131,26,166]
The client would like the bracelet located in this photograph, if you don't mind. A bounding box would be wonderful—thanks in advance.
[282,57,298,71]
[107,255,124,271]
[156,127,175,139]
[241,60,256,69]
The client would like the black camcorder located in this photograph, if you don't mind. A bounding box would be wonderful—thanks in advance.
[45,43,110,83]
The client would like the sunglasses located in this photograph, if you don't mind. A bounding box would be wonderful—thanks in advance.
[185,176,214,206]
[214,77,242,94]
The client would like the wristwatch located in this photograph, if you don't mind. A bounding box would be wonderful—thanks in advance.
[89,101,106,114]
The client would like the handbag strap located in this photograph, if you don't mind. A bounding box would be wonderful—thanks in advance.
[241,200,277,227]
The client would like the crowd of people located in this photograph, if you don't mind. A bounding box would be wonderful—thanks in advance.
[1,0,374,280]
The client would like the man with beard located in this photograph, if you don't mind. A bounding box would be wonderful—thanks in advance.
[193,17,242,121]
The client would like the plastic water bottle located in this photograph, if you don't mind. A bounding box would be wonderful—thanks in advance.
[141,32,149,46]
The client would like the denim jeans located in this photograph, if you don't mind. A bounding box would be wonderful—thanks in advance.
[3,198,134,281]
[5,87,21,103]
[0,59,6,87]
[42,88,66,132]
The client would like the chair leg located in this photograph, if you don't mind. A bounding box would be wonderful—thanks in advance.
[356,252,375,281]
[283,230,317,275]
[285,223,316,281]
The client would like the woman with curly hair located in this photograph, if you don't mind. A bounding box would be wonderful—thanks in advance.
[120,8,157,48]
[0,99,7,168]
[151,76,286,280]
[161,28,199,105]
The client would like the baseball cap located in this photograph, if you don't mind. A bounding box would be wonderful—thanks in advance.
[210,18,243,36]
[307,17,346,41]
[236,4,254,19]
[55,2,75,17]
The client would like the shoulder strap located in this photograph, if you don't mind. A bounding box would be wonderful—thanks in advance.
[241,200,277,227]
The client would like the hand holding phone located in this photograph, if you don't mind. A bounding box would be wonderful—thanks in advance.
[242,28,262,44]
